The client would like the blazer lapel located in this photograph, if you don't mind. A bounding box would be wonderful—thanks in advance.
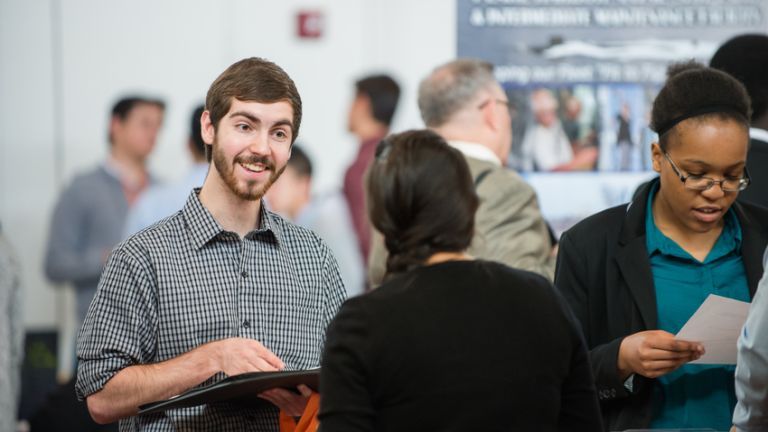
[615,180,658,329]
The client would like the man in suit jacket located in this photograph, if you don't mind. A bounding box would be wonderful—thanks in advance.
[711,34,768,208]
[368,59,554,285]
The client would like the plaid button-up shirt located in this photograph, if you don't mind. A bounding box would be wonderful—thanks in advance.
[76,189,346,431]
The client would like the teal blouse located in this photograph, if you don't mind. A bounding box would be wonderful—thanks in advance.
[646,183,750,430]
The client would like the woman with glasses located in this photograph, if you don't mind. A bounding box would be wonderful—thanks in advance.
[318,129,603,431]
[555,61,768,431]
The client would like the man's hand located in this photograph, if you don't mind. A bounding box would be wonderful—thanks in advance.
[259,384,313,417]
[618,330,704,379]
[84,337,285,424]
[206,338,285,376]
[205,338,313,415]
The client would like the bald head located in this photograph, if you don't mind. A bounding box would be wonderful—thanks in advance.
[418,59,513,164]
[418,59,499,127]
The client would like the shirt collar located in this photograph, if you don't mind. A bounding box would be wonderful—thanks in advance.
[103,157,151,190]
[447,141,501,166]
[101,159,122,181]
[645,182,742,262]
[750,127,768,143]
[183,188,282,250]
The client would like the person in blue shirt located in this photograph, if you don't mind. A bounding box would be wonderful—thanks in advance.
[555,61,768,431]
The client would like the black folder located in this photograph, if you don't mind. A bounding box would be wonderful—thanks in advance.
[138,369,320,415]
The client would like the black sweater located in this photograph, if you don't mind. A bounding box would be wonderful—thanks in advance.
[319,260,602,431]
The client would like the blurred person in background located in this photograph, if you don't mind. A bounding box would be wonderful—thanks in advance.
[124,104,208,236]
[266,145,364,297]
[343,74,400,266]
[0,222,23,432]
[710,33,768,209]
[36,95,162,431]
[368,59,554,286]
[44,96,164,327]
[732,247,768,432]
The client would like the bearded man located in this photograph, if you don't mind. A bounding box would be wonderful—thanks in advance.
[75,57,346,432]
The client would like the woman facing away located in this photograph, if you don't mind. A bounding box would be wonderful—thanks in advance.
[555,61,768,431]
[318,129,602,431]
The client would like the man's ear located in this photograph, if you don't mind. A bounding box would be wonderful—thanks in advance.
[480,99,499,132]
[109,115,122,144]
[201,110,215,145]
[359,94,373,118]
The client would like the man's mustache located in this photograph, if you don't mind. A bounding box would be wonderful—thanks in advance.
[235,155,275,171]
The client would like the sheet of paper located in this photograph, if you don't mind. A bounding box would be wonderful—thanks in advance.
[676,294,750,365]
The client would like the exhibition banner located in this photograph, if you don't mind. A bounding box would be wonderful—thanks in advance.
[458,0,767,233]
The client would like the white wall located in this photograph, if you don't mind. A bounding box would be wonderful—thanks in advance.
[0,0,60,331]
[0,0,456,333]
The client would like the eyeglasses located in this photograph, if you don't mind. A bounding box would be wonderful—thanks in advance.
[478,98,517,118]
[663,152,750,192]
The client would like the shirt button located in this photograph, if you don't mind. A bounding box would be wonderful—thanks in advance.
[242,320,250,328]
[241,270,248,278]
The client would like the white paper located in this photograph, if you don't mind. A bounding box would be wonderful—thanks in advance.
[675,294,750,364]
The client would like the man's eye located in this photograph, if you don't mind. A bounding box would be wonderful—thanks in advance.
[237,124,250,131]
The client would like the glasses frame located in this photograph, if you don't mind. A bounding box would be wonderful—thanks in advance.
[663,152,750,192]
[478,98,517,118]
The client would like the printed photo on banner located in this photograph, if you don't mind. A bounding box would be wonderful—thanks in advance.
[457,0,768,235]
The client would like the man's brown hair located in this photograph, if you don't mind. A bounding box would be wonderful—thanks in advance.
[204,57,302,161]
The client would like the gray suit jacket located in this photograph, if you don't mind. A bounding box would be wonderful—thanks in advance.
[368,153,555,286]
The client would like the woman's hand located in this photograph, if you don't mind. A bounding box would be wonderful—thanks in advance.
[617,330,705,379]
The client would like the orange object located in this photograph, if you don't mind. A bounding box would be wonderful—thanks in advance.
[279,393,320,432]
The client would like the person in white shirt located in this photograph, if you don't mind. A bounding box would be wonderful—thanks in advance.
[520,88,574,171]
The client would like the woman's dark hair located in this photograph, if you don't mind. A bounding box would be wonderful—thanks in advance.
[650,60,751,150]
[367,129,479,277]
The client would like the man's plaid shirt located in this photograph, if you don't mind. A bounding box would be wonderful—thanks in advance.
[76,189,346,431]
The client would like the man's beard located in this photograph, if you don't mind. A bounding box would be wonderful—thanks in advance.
[212,142,286,201]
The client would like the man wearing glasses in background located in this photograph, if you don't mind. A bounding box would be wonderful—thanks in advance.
[368,58,555,286]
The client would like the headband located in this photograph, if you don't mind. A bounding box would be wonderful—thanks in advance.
[655,105,746,136]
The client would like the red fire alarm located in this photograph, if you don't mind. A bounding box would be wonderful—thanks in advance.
[297,10,324,39]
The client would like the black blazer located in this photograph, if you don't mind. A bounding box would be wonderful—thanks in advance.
[554,178,768,431]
